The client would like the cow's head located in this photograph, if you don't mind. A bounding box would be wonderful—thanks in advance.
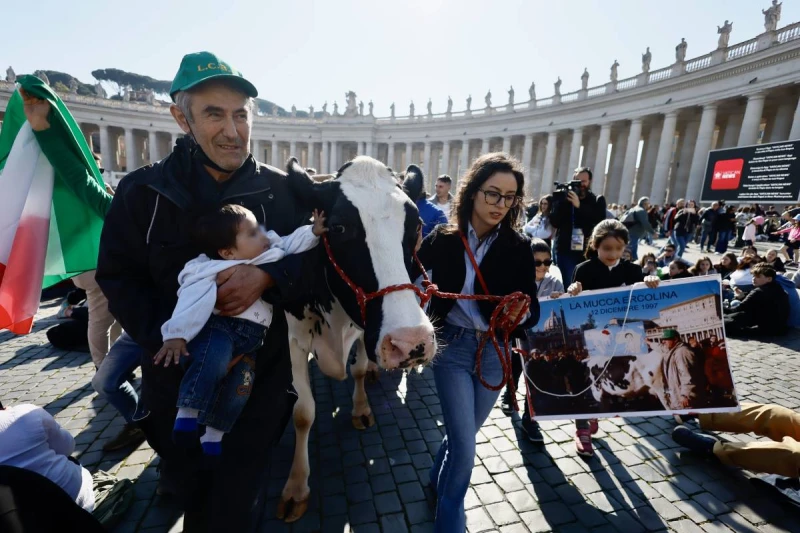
[286,156,436,370]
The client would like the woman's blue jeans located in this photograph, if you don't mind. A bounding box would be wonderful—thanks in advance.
[715,230,733,254]
[430,324,503,533]
[675,234,688,257]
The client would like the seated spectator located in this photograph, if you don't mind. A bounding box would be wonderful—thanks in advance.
[656,244,676,268]
[688,256,716,277]
[622,248,633,262]
[714,253,738,281]
[502,238,565,443]
[666,260,693,280]
[672,402,799,479]
[739,245,762,261]
[523,195,554,244]
[773,214,800,265]
[724,263,789,337]
[0,400,94,511]
[727,253,762,295]
[639,253,659,277]
[764,249,786,273]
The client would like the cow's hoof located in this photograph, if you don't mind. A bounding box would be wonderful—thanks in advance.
[276,495,309,523]
[352,413,375,429]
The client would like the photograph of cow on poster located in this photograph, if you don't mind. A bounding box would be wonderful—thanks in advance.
[522,277,740,420]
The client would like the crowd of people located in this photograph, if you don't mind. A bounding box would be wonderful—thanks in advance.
[2,51,799,532]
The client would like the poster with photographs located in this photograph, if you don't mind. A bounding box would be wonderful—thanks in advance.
[522,277,740,420]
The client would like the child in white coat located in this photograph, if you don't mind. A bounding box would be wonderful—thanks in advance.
[154,204,325,458]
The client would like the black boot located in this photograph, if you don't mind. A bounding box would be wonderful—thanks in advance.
[500,388,514,415]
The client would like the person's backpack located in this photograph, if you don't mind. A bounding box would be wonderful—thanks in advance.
[91,471,134,529]
[620,209,637,228]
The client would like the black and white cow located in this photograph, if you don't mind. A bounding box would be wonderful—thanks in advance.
[584,344,668,410]
[277,156,437,522]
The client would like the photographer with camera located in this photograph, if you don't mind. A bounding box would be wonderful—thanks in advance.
[550,167,607,283]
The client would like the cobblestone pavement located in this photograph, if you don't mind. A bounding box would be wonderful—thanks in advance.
[2,273,800,532]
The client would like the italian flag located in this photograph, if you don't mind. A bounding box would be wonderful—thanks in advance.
[0,76,106,334]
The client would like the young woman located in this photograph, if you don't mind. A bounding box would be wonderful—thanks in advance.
[502,238,565,442]
[639,253,659,276]
[715,253,739,281]
[667,260,693,279]
[568,220,660,457]
[688,256,716,277]
[523,195,554,245]
[765,249,786,273]
[416,153,539,532]
[773,214,800,265]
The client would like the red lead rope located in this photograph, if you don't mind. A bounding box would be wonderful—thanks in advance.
[321,232,531,411]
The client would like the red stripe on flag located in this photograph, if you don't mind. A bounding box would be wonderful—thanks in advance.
[0,216,50,335]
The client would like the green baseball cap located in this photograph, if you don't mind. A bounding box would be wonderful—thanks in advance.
[661,328,680,340]
[169,51,258,101]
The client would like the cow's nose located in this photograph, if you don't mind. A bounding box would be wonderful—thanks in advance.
[379,326,435,369]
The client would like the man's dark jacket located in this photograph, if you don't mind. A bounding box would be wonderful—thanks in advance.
[96,138,314,420]
[726,279,789,336]
[550,190,606,253]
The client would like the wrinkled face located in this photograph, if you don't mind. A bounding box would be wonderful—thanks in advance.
[173,80,252,172]
[597,236,625,267]
[312,158,436,369]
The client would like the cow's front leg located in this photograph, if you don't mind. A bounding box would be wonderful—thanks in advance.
[277,337,314,523]
[350,338,375,429]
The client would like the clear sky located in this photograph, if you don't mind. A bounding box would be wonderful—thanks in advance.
[3,0,797,116]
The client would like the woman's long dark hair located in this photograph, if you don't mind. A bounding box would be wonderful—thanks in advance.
[446,152,525,235]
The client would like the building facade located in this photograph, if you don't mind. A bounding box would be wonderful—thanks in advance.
[3,14,800,206]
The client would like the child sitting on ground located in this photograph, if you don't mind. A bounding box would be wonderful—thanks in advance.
[154,204,326,459]
[688,255,716,277]
[724,263,789,337]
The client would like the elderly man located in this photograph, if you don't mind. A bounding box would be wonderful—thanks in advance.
[96,52,313,532]
[660,329,699,410]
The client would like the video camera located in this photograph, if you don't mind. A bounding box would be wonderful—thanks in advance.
[552,180,583,201]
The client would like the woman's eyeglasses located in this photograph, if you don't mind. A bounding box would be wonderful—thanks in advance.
[478,189,521,208]
[534,259,553,267]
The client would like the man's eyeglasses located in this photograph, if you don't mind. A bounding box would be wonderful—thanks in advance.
[534,259,553,267]
[478,189,521,208]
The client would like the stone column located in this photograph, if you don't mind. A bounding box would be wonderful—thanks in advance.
[481,138,490,154]
[606,126,628,203]
[358,141,366,155]
[636,123,661,200]
[567,127,582,173]
[583,128,599,168]
[124,128,135,172]
[269,140,278,167]
[521,134,534,176]
[459,140,470,181]
[673,118,701,200]
[618,119,643,206]
[650,111,679,203]
[423,142,432,182]
[307,142,316,170]
[768,102,794,142]
[721,114,743,148]
[502,136,511,154]
[366,141,374,158]
[531,136,547,198]
[330,141,339,171]
[405,142,413,167]
[592,124,612,196]
[790,97,800,140]
[147,131,158,163]
[387,143,395,168]
[737,93,766,146]
[321,141,330,174]
[99,125,112,171]
[556,136,571,182]
[147,130,161,164]
[441,141,451,177]
[289,140,297,158]
[540,132,559,198]
[686,104,719,202]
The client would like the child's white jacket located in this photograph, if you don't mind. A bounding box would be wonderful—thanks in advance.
[161,226,318,343]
